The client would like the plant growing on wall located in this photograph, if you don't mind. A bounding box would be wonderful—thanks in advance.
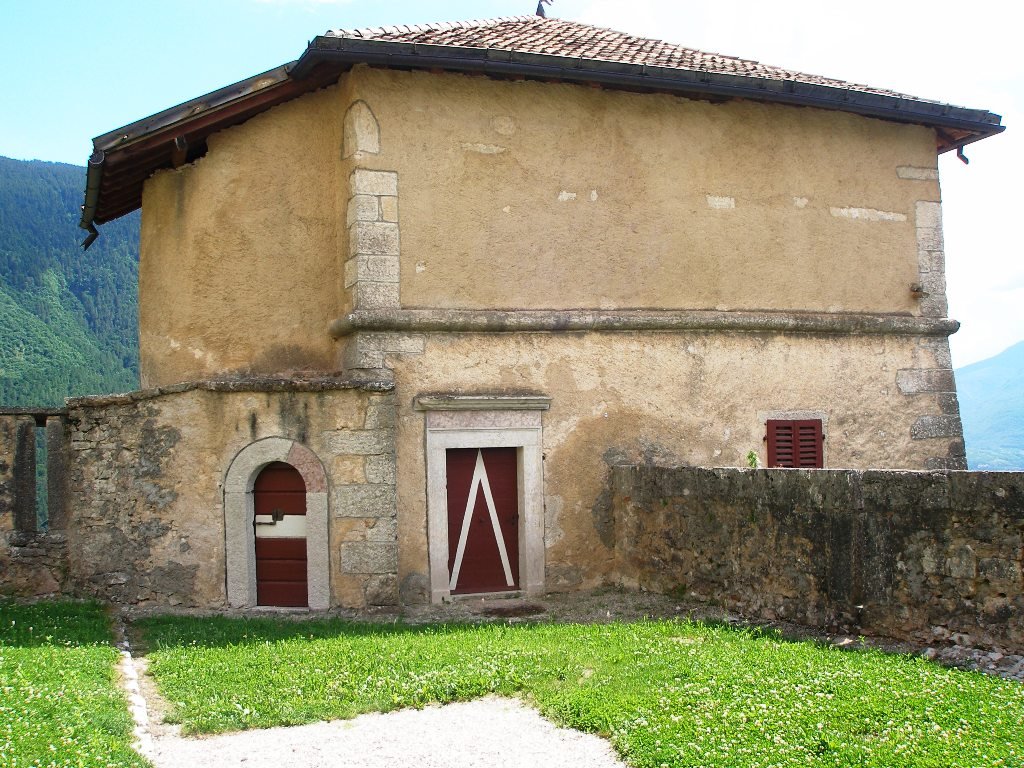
[746,450,760,468]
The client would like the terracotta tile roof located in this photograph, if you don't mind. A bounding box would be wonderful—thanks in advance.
[326,16,921,103]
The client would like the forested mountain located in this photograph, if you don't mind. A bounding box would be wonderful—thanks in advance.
[0,156,139,406]
[957,341,1024,471]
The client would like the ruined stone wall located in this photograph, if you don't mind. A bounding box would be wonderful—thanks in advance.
[62,378,396,609]
[613,466,1024,652]
[0,415,17,533]
[0,413,67,597]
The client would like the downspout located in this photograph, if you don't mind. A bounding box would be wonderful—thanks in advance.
[78,149,104,250]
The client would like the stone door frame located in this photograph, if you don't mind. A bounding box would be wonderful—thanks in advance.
[416,396,549,604]
[223,437,330,609]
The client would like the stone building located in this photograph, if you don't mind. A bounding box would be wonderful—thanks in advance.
[54,16,1006,610]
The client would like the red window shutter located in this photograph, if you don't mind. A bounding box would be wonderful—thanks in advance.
[767,419,823,468]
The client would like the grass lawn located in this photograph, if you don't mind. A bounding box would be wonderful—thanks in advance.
[0,600,147,768]
[137,615,1024,768]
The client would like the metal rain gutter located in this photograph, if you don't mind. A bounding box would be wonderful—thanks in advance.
[78,150,104,250]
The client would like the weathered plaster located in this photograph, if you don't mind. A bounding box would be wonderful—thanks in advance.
[390,331,959,600]
[138,83,348,387]
[355,66,934,315]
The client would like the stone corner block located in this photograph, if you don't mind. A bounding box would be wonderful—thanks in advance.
[897,166,939,181]
[911,415,963,440]
[896,368,955,395]
[364,453,397,484]
[353,281,400,310]
[349,221,400,258]
[380,196,399,223]
[345,255,399,288]
[350,168,398,197]
[340,339,384,371]
[346,195,380,227]
[915,200,943,229]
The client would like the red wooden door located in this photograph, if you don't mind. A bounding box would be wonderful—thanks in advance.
[253,462,308,607]
[446,447,519,594]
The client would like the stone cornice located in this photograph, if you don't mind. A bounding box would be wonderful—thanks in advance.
[414,395,552,412]
[329,309,959,338]
[65,376,393,409]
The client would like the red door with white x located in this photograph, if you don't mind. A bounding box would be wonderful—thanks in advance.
[445,447,520,594]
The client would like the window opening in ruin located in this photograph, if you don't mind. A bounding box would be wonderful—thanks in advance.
[35,426,48,530]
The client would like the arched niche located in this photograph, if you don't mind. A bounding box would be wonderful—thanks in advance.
[343,100,381,158]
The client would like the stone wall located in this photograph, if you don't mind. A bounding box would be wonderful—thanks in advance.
[613,466,1024,652]
[61,377,395,609]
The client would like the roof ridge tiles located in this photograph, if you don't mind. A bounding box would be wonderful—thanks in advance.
[326,14,926,103]
[326,15,541,40]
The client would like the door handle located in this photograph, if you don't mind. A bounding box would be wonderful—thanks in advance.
[255,508,285,525]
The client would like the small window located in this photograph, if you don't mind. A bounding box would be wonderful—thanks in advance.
[766,419,823,468]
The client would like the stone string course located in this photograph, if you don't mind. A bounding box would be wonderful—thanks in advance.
[613,466,1024,653]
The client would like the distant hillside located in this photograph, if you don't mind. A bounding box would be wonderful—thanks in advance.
[957,341,1024,470]
[0,156,139,406]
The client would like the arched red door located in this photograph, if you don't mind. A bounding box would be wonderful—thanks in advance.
[253,462,307,607]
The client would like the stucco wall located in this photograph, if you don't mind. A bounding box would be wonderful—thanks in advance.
[138,82,352,388]
[358,66,936,314]
[138,66,944,388]
[388,330,960,601]
[62,379,396,609]
[613,466,1024,653]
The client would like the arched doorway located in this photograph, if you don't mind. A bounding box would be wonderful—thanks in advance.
[253,461,308,607]
[224,437,329,610]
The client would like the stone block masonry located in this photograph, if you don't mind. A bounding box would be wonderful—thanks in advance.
[324,391,400,606]
[613,466,1024,653]
[346,169,401,311]
[57,377,396,610]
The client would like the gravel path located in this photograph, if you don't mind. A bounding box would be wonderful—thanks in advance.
[119,589,1023,766]
[144,698,628,768]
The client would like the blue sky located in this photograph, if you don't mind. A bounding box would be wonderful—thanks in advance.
[2,0,1020,366]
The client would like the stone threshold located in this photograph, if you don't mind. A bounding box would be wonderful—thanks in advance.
[329,308,959,338]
